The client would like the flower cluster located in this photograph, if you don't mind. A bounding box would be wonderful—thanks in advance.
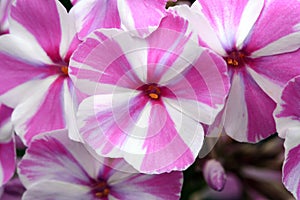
[0,0,300,199]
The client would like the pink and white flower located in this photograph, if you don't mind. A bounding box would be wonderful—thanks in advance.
[71,0,175,39]
[0,104,15,187]
[70,14,230,173]
[0,0,12,35]
[172,0,300,142]
[18,130,183,200]
[274,75,300,199]
[0,0,83,145]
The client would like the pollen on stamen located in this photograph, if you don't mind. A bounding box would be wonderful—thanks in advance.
[60,66,69,76]
[225,51,245,68]
[93,181,110,199]
[146,84,161,100]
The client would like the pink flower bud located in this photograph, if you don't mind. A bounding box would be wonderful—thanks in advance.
[203,159,227,191]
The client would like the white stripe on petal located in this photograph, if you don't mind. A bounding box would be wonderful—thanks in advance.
[224,73,249,141]
[235,0,264,49]
[251,32,300,58]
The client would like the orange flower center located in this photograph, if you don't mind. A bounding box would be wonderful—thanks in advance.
[93,181,110,199]
[60,66,68,76]
[225,51,246,68]
[146,84,161,100]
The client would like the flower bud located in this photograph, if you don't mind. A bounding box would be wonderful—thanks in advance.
[203,159,227,191]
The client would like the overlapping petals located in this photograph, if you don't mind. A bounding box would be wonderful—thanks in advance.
[18,130,183,200]
[0,0,82,145]
[274,76,300,199]
[172,0,300,143]
[71,0,174,39]
[70,14,230,173]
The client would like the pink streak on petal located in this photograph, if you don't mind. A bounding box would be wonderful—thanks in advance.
[146,15,189,82]
[249,50,300,88]
[19,133,93,186]
[71,31,142,90]
[283,144,300,199]
[140,102,195,172]
[123,0,168,29]
[242,70,276,142]
[245,0,300,53]
[111,171,183,199]
[24,77,66,144]
[0,139,15,185]
[74,0,121,40]
[11,0,62,62]
[0,53,55,95]
[0,104,12,127]
[197,0,248,50]
[276,76,300,120]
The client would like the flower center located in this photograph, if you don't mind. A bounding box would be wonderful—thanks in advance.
[60,66,68,76]
[93,181,110,199]
[145,84,161,100]
[225,51,245,68]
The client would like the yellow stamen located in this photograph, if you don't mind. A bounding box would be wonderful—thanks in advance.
[61,66,68,76]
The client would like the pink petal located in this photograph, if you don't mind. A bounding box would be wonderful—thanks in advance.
[224,70,276,142]
[110,171,183,200]
[0,104,13,142]
[275,76,300,138]
[71,0,121,40]
[10,0,65,62]
[249,50,300,93]
[0,0,12,35]
[69,30,144,95]
[118,0,170,37]
[283,130,300,199]
[245,0,300,54]
[163,50,229,125]
[203,159,227,191]
[18,130,97,187]
[12,77,67,145]
[195,0,249,50]
[22,181,93,200]
[0,138,15,186]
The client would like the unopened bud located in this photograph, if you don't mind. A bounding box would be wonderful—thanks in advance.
[203,159,227,191]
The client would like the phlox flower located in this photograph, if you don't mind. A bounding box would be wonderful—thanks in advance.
[0,104,15,187]
[71,0,175,39]
[70,14,230,173]
[0,0,83,145]
[0,0,12,35]
[18,130,183,200]
[173,0,300,142]
[274,75,300,199]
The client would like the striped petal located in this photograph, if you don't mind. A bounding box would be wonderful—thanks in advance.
[224,69,276,143]
[18,130,97,188]
[245,0,300,55]
[0,138,15,186]
[282,129,300,199]
[0,104,13,142]
[0,0,12,34]
[10,0,79,63]
[274,76,300,138]
[12,77,70,145]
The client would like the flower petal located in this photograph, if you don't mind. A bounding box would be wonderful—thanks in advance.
[274,76,300,138]
[12,76,67,145]
[10,0,67,62]
[194,0,249,50]
[245,0,300,54]
[282,129,300,199]
[248,50,300,102]
[109,170,183,200]
[22,181,93,200]
[0,138,15,186]
[71,0,121,40]
[0,104,13,142]
[18,130,97,188]
[224,69,276,142]
[118,0,170,37]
